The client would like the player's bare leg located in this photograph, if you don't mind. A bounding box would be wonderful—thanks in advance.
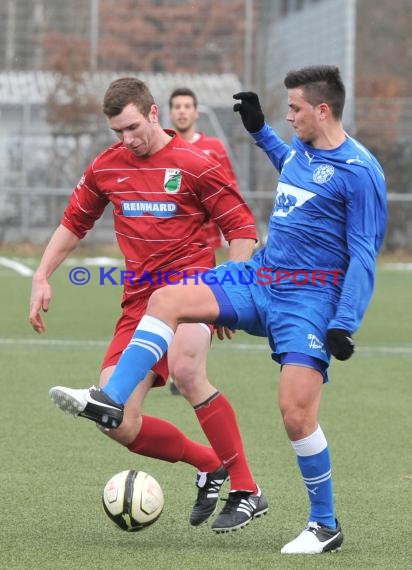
[279,365,343,554]
[169,321,268,531]
[147,279,220,330]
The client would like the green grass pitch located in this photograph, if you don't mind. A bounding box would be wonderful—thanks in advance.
[1,255,411,569]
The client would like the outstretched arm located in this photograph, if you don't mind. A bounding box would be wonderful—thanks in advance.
[233,92,265,133]
[29,225,80,333]
[233,92,290,172]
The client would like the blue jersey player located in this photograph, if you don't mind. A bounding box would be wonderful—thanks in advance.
[49,66,387,550]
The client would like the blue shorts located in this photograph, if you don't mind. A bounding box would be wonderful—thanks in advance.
[207,260,335,381]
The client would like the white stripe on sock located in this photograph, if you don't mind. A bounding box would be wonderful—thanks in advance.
[129,337,165,358]
[129,339,164,360]
[304,470,332,485]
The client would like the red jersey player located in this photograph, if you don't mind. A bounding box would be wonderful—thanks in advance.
[30,77,268,532]
[169,87,240,250]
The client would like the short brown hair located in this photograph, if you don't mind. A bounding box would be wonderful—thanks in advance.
[103,77,155,118]
[168,87,198,109]
[284,65,345,120]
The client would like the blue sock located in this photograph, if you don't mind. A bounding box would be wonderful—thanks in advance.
[102,315,174,405]
[291,425,336,529]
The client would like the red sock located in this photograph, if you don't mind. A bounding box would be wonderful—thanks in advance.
[127,415,221,473]
[195,392,257,493]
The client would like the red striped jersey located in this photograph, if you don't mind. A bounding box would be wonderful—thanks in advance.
[61,130,256,301]
[192,133,239,248]
[192,133,239,190]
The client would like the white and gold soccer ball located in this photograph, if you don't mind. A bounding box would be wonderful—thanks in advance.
[102,470,164,532]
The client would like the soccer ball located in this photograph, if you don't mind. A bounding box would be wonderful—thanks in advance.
[102,470,164,532]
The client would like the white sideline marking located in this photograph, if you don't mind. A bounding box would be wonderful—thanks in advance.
[0,338,108,347]
[2,256,412,275]
[0,256,123,274]
[382,263,412,270]
[0,337,411,356]
[67,257,122,266]
[0,257,33,276]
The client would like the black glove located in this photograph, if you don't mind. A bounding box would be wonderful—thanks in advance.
[326,329,355,361]
[233,92,265,133]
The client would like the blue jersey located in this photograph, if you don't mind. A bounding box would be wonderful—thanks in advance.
[251,124,387,334]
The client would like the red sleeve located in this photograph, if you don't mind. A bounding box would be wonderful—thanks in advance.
[195,161,257,243]
[60,164,109,239]
[209,139,240,192]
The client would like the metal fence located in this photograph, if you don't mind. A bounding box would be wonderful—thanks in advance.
[1,187,411,252]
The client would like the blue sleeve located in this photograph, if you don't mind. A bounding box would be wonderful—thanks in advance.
[328,168,387,333]
[251,124,290,172]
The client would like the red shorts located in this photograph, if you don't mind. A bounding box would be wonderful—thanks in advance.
[101,295,169,387]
